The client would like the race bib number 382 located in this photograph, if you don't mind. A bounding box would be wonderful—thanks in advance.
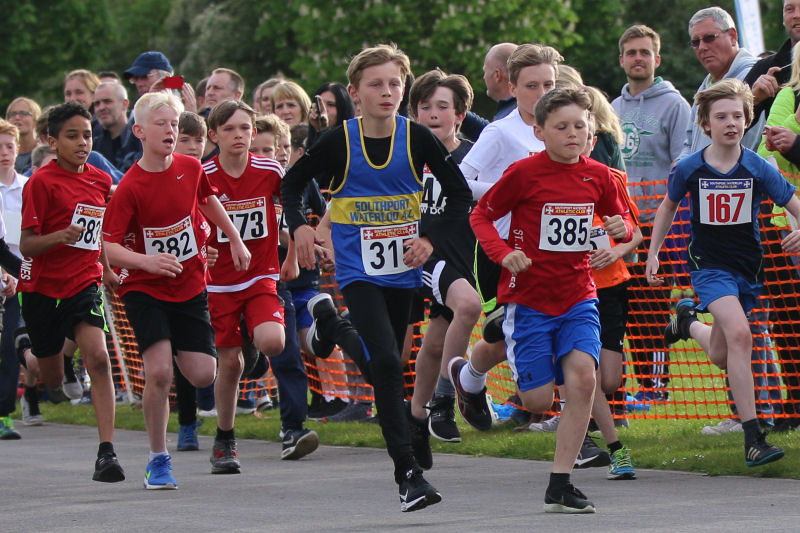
[360,222,419,276]
[69,203,105,251]
[539,203,594,252]
[698,178,752,225]
[144,215,198,262]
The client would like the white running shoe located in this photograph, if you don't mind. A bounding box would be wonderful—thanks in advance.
[20,395,44,426]
[701,418,742,435]
[520,415,560,433]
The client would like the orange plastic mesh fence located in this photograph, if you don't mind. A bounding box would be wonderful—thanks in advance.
[101,178,800,422]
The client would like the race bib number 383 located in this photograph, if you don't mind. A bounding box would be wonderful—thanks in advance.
[69,203,105,250]
[699,178,752,225]
[360,221,419,276]
[539,203,593,252]
[144,215,198,262]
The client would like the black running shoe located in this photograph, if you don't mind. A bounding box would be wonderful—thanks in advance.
[306,293,337,358]
[308,398,348,420]
[745,432,784,467]
[448,358,493,431]
[428,396,461,442]
[210,438,241,474]
[544,482,596,513]
[664,298,697,346]
[482,306,505,344]
[407,402,433,470]
[92,452,125,483]
[428,395,461,443]
[281,428,319,460]
[574,434,611,469]
[398,467,442,512]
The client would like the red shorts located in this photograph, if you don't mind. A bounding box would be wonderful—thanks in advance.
[208,278,284,347]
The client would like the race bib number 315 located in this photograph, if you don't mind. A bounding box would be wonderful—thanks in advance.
[360,222,418,276]
[539,203,593,252]
[699,178,752,225]
[69,203,105,251]
[144,215,198,262]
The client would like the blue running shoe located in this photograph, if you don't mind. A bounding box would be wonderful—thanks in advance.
[608,446,636,480]
[144,454,178,489]
[177,420,202,451]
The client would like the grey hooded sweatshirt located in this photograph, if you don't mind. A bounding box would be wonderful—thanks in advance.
[612,77,691,221]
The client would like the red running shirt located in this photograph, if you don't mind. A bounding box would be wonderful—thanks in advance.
[202,154,283,291]
[103,153,217,301]
[19,160,112,298]
[470,151,633,316]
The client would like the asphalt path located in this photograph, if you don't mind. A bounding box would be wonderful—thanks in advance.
[1,423,798,532]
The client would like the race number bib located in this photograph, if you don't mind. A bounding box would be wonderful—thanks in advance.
[69,203,105,251]
[539,203,593,252]
[360,221,419,276]
[420,170,446,216]
[218,197,268,242]
[589,225,611,250]
[144,215,198,262]
[699,178,752,225]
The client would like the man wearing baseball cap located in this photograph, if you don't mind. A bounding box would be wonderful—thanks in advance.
[124,51,173,96]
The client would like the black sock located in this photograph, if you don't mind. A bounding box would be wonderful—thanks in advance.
[217,427,235,441]
[608,440,622,453]
[98,441,114,456]
[742,419,761,443]
[24,386,38,404]
[64,355,78,382]
[548,472,570,490]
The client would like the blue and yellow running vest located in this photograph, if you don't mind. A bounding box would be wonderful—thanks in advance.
[329,116,423,289]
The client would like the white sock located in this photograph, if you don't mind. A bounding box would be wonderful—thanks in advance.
[149,451,168,462]
[460,360,487,394]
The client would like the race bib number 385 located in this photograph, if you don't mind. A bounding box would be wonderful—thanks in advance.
[539,203,593,252]
[69,203,105,250]
[144,215,198,262]
[699,178,752,225]
[218,197,268,243]
[360,222,418,276]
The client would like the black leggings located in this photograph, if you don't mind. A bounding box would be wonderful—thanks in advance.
[336,282,416,481]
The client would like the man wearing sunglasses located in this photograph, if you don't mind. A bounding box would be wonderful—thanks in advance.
[678,6,758,161]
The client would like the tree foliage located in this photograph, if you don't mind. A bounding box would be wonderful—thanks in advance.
[0,0,790,116]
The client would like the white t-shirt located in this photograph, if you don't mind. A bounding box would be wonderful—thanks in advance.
[0,171,27,257]
[460,108,544,237]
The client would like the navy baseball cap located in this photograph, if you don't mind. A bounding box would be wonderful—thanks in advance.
[124,51,173,79]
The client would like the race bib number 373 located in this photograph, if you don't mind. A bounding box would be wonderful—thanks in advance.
[69,203,105,251]
[360,222,418,276]
[144,215,198,262]
[699,178,752,225]
[539,203,594,252]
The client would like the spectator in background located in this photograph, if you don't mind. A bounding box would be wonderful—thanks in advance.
[307,81,355,148]
[678,6,758,160]
[5,97,41,174]
[92,82,141,172]
[98,71,122,84]
[124,51,173,97]
[204,68,245,110]
[253,77,284,114]
[270,81,312,127]
[195,77,209,112]
[611,24,691,403]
